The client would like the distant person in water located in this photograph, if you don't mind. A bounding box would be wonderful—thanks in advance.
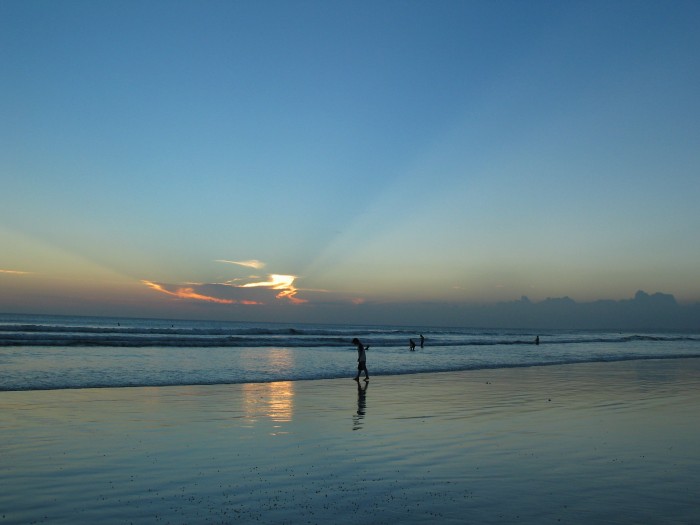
[352,338,370,381]
[409,339,416,351]
[535,336,540,345]
[420,334,425,348]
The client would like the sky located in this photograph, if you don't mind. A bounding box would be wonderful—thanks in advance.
[2,0,700,326]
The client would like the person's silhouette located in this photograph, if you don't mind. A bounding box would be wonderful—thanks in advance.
[352,338,369,381]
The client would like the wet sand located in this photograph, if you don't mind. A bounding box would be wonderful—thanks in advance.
[2,359,699,524]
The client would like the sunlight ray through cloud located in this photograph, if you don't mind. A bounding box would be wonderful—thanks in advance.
[3,1,700,322]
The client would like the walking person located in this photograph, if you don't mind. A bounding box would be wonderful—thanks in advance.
[352,338,370,381]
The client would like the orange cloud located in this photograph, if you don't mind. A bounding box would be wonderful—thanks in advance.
[141,269,307,306]
[240,274,295,289]
[241,274,307,304]
[141,280,235,304]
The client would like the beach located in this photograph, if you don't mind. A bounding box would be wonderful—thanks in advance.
[2,359,699,524]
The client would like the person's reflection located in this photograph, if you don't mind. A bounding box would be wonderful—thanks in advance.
[352,380,368,430]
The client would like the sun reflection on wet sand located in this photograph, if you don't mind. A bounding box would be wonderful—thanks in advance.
[237,348,297,432]
[242,381,295,434]
[233,348,298,433]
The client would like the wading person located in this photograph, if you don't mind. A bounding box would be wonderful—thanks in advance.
[352,337,370,381]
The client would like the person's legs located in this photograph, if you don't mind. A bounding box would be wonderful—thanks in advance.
[354,363,362,380]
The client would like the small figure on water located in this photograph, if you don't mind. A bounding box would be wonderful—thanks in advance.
[535,336,540,345]
[409,339,416,351]
[420,334,425,348]
[352,337,370,381]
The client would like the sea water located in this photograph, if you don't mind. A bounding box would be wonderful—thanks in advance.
[1,312,699,391]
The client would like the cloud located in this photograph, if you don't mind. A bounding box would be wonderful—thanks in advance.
[215,259,266,269]
[240,274,307,304]
[0,269,31,275]
[141,273,307,305]
[142,256,311,306]
[214,260,303,301]
[141,280,235,304]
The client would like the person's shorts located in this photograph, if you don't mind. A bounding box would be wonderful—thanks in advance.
[358,362,366,370]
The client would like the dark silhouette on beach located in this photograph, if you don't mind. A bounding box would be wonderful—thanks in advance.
[535,336,540,345]
[420,334,424,348]
[409,338,416,351]
[352,337,369,381]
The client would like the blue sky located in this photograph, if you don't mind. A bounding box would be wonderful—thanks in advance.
[2,0,699,324]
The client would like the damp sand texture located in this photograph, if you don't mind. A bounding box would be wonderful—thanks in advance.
[2,359,699,524]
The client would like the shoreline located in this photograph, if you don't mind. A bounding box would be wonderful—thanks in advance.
[2,359,699,524]
[3,353,700,393]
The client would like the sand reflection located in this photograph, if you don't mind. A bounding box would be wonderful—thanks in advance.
[352,381,368,431]
[242,381,295,424]
[237,347,296,428]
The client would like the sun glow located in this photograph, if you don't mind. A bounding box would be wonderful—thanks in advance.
[241,274,307,304]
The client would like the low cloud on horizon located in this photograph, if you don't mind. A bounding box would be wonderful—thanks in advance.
[138,274,700,331]
[340,290,700,331]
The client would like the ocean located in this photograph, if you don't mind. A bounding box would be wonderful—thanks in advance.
[2,312,700,391]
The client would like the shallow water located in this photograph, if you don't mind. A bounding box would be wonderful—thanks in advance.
[2,314,700,390]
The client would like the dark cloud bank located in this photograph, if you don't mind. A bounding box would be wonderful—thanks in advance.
[347,291,700,331]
